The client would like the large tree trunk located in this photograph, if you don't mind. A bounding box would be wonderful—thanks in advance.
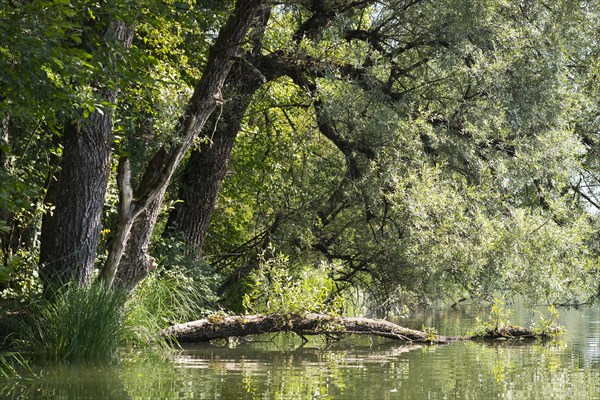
[39,21,134,287]
[103,0,269,289]
[163,8,273,259]
[40,120,112,285]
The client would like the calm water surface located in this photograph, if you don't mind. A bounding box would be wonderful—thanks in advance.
[4,306,600,399]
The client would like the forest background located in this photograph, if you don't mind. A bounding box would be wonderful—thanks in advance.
[0,0,599,360]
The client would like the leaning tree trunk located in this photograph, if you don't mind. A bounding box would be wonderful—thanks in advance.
[39,21,134,287]
[163,1,365,260]
[113,149,168,289]
[163,65,268,258]
[0,113,11,258]
[103,0,270,290]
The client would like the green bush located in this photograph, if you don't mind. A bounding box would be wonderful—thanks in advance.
[0,251,42,305]
[242,248,344,315]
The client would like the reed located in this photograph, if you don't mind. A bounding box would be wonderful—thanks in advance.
[18,282,127,362]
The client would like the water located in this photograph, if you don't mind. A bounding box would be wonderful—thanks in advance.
[3,306,600,399]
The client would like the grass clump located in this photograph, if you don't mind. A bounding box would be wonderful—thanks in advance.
[0,352,36,381]
[124,267,218,350]
[17,282,128,362]
[9,254,219,363]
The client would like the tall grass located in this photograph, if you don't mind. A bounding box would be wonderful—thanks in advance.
[124,268,218,349]
[15,265,218,362]
[0,352,36,380]
[18,282,127,362]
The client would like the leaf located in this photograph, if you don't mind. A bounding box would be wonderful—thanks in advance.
[70,35,82,45]
[51,58,64,69]
[174,2,191,12]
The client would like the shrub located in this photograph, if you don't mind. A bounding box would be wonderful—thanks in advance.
[242,248,344,315]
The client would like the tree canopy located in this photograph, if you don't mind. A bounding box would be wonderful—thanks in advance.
[0,0,598,311]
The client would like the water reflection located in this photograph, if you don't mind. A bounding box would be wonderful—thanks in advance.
[2,306,600,399]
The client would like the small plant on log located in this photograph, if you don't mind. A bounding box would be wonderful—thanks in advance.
[470,298,512,337]
[242,248,343,315]
[421,326,439,342]
[470,299,564,338]
[531,305,565,336]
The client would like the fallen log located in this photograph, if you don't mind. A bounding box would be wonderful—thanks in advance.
[162,313,561,344]
[162,313,460,343]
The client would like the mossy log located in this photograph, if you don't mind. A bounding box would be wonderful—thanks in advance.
[475,325,562,339]
[162,313,554,344]
[162,313,458,343]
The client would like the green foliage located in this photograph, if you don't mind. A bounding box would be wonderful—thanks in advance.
[242,247,344,315]
[208,0,600,310]
[124,265,219,349]
[531,305,565,336]
[0,0,598,336]
[0,251,43,305]
[421,325,438,342]
[0,352,36,382]
[17,283,128,362]
[470,299,510,337]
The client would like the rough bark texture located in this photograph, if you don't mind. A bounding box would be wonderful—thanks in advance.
[162,313,560,344]
[113,150,168,289]
[40,120,112,285]
[0,114,8,171]
[165,68,266,257]
[164,8,273,258]
[109,0,269,289]
[39,20,134,287]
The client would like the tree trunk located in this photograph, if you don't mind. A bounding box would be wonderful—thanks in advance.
[0,113,11,259]
[164,67,266,258]
[40,120,111,285]
[104,0,269,289]
[113,150,168,289]
[39,21,134,287]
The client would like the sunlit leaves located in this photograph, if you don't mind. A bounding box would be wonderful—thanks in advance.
[206,0,599,308]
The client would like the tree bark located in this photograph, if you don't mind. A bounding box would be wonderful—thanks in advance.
[164,62,269,257]
[163,313,448,343]
[104,0,270,289]
[39,20,134,287]
[112,150,168,289]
